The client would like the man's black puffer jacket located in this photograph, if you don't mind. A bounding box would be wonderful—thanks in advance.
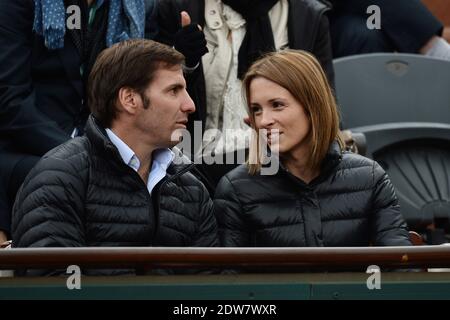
[214,142,411,247]
[12,116,218,274]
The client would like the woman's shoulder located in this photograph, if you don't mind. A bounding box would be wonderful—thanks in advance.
[340,151,376,170]
[336,151,387,184]
[216,163,278,191]
[220,164,254,184]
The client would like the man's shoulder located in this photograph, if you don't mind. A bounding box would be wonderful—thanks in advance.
[32,136,92,177]
[43,136,91,161]
[173,167,207,191]
[15,137,91,213]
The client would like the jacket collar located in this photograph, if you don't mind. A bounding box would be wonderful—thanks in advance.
[85,115,123,163]
[166,147,195,178]
[320,140,343,176]
[84,115,194,177]
[279,140,343,188]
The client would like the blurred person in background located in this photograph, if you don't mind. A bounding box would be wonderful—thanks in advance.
[329,0,450,60]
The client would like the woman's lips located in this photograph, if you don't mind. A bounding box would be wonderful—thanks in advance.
[267,131,282,143]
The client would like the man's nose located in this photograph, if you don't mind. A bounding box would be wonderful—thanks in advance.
[181,91,196,114]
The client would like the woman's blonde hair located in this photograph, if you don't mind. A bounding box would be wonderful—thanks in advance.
[242,50,344,175]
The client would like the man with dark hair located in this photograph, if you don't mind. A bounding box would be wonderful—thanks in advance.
[11,39,218,275]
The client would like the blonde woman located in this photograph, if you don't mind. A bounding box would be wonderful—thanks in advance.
[214,50,411,248]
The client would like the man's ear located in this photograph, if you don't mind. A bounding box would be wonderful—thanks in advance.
[117,87,140,114]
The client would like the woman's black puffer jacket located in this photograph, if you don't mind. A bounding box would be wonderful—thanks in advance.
[214,142,411,247]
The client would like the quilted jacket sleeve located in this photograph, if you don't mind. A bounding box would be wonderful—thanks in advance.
[192,181,219,247]
[370,161,412,246]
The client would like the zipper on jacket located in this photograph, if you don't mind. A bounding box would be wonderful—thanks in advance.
[123,164,155,244]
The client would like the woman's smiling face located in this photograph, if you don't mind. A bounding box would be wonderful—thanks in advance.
[249,76,310,156]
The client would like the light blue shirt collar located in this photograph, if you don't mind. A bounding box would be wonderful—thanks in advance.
[105,129,174,194]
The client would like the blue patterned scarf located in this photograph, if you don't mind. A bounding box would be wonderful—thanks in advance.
[33,0,147,50]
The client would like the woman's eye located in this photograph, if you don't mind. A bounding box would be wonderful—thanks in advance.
[251,106,262,114]
[273,101,284,108]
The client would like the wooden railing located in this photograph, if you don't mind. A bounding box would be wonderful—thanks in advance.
[1,246,450,270]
